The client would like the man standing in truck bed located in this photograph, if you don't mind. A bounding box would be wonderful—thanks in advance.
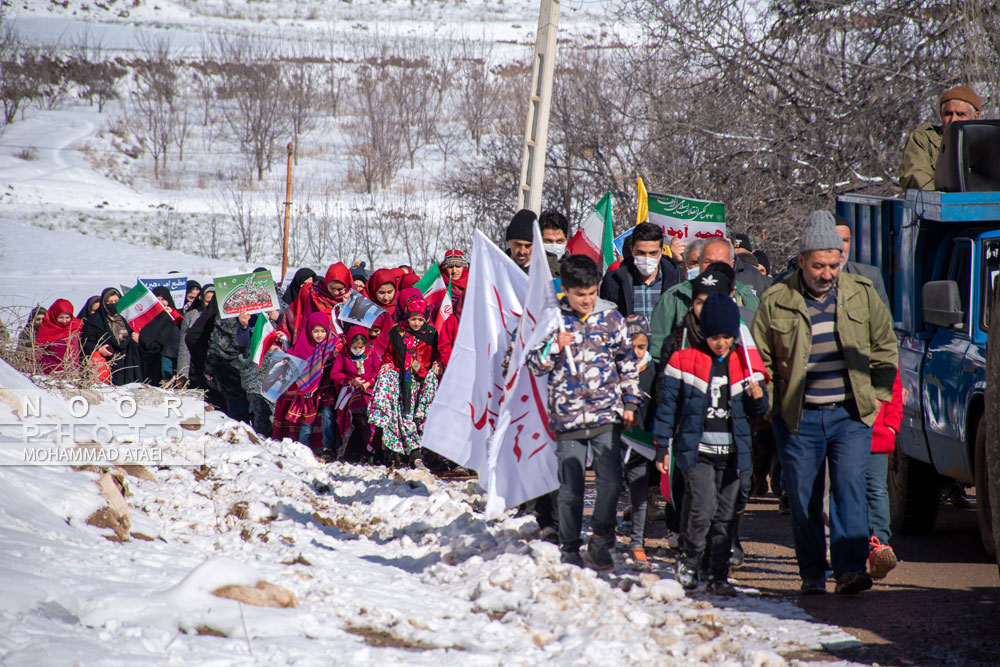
[899,85,982,191]
[751,210,898,595]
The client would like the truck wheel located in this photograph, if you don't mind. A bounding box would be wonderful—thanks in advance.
[976,422,997,556]
[888,447,939,535]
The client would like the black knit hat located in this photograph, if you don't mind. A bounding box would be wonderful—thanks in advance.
[691,262,735,298]
[506,209,537,242]
[731,232,753,252]
[699,292,741,340]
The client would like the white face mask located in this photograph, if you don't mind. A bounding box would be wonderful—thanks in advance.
[350,346,365,357]
[543,243,566,257]
[633,255,659,277]
[687,267,700,279]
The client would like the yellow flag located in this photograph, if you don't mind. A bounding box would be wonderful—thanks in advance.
[635,177,648,226]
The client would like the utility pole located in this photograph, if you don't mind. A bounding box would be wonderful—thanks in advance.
[516,0,560,214]
[280,141,294,284]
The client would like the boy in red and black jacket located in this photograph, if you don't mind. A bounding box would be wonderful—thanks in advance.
[652,292,769,594]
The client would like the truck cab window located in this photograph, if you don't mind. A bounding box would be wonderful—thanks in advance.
[982,240,1000,331]
[946,241,972,334]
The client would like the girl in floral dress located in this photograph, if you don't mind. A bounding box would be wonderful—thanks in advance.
[368,298,441,467]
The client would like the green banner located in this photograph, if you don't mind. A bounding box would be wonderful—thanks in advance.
[647,192,726,243]
[213,270,281,319]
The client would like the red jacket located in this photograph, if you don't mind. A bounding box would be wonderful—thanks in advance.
[330,348,379,389]
[871,372,903,453]
[436,315,459,367]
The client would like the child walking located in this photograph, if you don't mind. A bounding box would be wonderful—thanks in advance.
[369,297,441,467]
[621,314,655,567]
[272,312,341,453]
[527,255,641,570]
[653,293,768,594]
[330,325,380,462]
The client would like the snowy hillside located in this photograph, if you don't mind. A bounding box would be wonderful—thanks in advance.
[0,359,861,665]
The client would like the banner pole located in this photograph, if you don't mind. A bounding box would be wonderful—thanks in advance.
[281,141,294,284]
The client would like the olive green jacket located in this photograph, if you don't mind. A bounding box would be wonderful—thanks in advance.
[649,279,760,362]
[750,271,897,433]
[899,122,942,191]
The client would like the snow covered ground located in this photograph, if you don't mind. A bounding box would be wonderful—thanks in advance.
[0,359,863,665]
[0,1,869,663]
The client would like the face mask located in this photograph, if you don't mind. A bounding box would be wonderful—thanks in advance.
[640,350,652,367]
[633,256,659,276]
[350,346,365,357]
[687,267,700,280]
[543,243,566,257]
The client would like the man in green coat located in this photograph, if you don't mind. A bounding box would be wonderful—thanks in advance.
[751,210,897,596]
[649,237,759,363]
[899,85,981,191]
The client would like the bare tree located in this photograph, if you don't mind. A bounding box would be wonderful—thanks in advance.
[457,37,502,154]
[70,29,124,113]
[284,59,318,165]
[0,24,34,126]
[216,34,290,181]
[616,0,993,255]
[347,48,405,193]
[222,175,265,262]
[131,33,178,180]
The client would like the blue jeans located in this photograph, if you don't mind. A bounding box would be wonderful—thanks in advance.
[298,405,338,451]
[772,405,871,580]
[866,452,891,544]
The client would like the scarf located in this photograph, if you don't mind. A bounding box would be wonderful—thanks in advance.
[282,267,317,305]
[285,263,351,345]
[35,299,83,346]
[152,286,183,324]
[100,287,130,345]
[365,268,399,318]
[388,321,437,412]
[291,312,340,395]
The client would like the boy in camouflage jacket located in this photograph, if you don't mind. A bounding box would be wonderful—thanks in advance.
[527,255,641,570]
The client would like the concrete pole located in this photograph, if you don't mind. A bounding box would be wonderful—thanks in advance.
[516,0,560,214]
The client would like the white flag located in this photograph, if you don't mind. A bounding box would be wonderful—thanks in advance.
[485,222,562,518]
[421,231,528,474]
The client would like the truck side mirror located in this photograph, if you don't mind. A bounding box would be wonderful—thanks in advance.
[922,280,964,329]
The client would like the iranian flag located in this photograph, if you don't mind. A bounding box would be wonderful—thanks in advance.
[435,284,454,330]
[414,263,449,315]
[566,191,616,272]
[250,315,279,367]
[116,282,166,333]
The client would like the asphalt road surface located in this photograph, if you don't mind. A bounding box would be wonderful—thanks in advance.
[727,492,999,666]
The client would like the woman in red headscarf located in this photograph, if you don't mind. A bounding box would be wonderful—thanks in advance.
[283,263,352,346]
[365,268,399,319]
[440,249,469,316]
[398,271,420,292]
[34,299,83,375]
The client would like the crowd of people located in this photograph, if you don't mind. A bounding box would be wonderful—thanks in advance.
[9,200,912,598]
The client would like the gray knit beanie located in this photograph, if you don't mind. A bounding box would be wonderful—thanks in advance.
[799,210,843,254]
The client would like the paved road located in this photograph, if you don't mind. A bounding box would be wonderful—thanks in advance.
[729,492,1000,666]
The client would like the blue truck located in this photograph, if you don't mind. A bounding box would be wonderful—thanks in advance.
[836,190,1000,564]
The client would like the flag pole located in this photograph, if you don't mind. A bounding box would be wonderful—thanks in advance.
[558,320,578,375]
[739,322,754,386]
